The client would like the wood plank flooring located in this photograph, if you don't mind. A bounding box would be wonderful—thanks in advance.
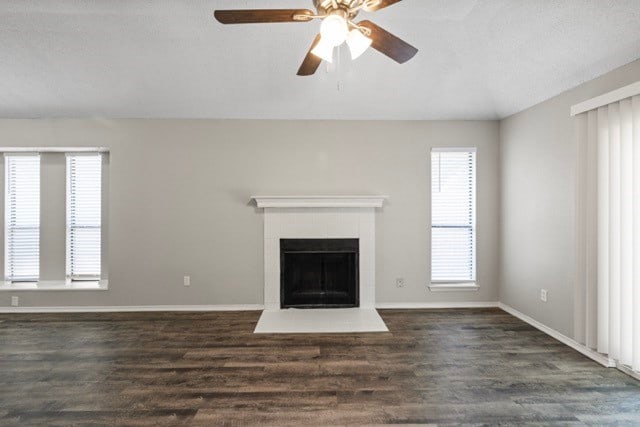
[0,308,638,426]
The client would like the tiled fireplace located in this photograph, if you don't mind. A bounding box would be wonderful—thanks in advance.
[252,196,387,311]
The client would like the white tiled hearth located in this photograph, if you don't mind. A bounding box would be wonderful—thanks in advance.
[254,308,388,334]
[252,196,389,334]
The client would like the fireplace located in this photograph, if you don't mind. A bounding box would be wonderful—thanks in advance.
[252,196,386,311]
[280,239,359,309]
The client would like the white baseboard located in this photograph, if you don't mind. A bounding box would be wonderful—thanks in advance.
[616,362,640,381]
[376,301,499,309]
[498,302,615,368]
[0,302,499,313]
[0,304,265,313]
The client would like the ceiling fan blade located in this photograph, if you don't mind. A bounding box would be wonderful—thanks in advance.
[297,34,323,76]
[365,0,403,12]
[214,9,314,24]
[358,20,418,64]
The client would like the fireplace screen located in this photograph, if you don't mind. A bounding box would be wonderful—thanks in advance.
[280,239,359,309]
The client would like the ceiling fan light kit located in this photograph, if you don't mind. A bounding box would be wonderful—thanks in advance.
[311,39,336,63]
[319,12,349,46]
[346,29,373,59]
[213,0,418,76]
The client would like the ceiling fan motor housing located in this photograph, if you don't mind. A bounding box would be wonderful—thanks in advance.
[314,0,366,18]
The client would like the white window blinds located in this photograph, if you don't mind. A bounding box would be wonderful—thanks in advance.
[4,155,40,282]
[431,148,476,282]
[66,154,102,280]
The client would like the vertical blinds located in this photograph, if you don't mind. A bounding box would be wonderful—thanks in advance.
[575,94,640,373]
[4,155,40,282]
[67,154,102,280]
[431,149,476,282]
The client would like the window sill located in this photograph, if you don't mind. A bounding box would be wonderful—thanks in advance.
[0,280,108,291]
[428,283,479,292]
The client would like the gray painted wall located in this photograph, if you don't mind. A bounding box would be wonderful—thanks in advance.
[500,59,640,337]
[0,120,500,308]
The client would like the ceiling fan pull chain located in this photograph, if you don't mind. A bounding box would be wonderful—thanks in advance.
[335,46,342,92]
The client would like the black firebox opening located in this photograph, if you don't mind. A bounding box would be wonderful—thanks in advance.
[280,239,359,309]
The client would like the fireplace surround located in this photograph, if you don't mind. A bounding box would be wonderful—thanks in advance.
[252,196,387,312]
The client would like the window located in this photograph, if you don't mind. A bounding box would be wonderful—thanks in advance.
[431,148,476,283]
[66,154,102,281]
[4,154,40,282]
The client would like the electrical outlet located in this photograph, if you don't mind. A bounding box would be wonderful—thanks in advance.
[540,289,548,302]
[183,276,191,287]
[396,278,406,288]
[10,296,19,307]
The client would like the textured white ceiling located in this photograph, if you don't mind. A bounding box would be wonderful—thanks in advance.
[1,0,639,120]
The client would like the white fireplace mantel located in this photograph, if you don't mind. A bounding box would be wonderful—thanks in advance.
[251,195,388,209]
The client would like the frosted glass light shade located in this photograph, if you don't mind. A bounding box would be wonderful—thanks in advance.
[346,29,372,60]
[320,14,348,47]
[311,38,335,63]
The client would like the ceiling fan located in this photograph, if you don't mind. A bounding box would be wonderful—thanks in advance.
[214,0,418,76]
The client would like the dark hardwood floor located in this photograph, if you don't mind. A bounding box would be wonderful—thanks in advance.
[0,308,638,426]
